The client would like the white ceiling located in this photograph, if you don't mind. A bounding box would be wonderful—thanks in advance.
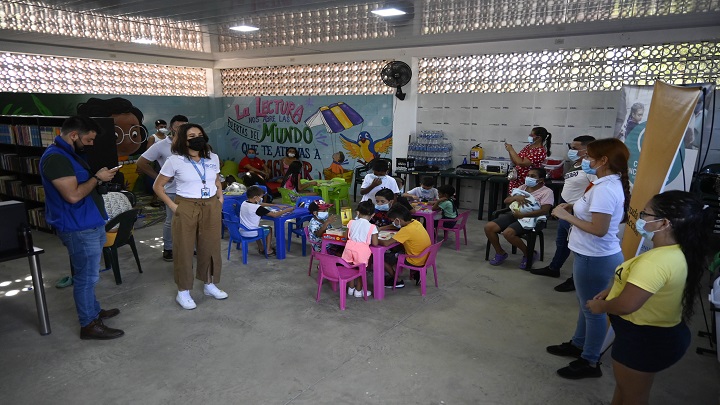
[0,0,718,67]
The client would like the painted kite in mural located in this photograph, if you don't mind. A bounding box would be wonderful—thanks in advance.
[340,131,393,163]
[304,102,364,133]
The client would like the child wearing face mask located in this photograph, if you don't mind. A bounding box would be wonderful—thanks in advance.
[341,201,378,297]
[378,205,432,289]
[405,176,439,202]
[370,188,416,228]
[238,185,295,256]
[308,200,342,256]
[484,167,554,269]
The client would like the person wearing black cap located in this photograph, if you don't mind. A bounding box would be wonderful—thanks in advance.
[148,119,168,148]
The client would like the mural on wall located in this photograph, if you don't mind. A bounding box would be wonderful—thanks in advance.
[0,92,215,190]
[219,95,393,179]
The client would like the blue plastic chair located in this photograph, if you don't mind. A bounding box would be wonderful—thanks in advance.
[221,195,248,238]
[287,196,322,254]
[222,211,268,264]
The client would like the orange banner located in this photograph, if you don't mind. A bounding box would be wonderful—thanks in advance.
[621,81,700,259]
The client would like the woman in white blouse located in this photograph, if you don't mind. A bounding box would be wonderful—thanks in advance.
[154,123,225,310]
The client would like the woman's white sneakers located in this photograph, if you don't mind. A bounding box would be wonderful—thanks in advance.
[176,284,228,310]
[176,290,197,310]
[203,283,228,300]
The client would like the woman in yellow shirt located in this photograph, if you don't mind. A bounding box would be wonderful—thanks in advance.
[587,190,713,405]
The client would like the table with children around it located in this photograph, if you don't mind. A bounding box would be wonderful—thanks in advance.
[261,205,311,260]
[321,228,399,301]
[410,202,441,243]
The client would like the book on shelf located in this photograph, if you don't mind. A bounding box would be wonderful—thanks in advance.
[28,207,48,230]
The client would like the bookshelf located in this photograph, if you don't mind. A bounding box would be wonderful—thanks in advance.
[0,115,117,233]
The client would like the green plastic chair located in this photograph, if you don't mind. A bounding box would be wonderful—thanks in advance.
[327,182,351,215]
[277,187,295,205]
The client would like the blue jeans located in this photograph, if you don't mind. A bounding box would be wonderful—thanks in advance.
[164,192,176,250]
[549,217,571,271]
[571,251,624,364]
[58,226,106,327]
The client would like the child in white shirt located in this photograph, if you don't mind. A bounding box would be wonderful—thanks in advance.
[239,185,294,255]
[341,200,378,298]
[405,176,439,201]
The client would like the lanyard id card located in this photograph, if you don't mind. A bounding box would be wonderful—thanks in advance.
[191,157,211,198]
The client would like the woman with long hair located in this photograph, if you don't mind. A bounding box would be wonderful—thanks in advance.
[587,190,712,404]
[280,160,317,201]
[505,126,551,191]
[153,123,225,310]
[548,138,630,379]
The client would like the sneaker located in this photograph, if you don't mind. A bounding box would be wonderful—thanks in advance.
[384,277,405,289]
[353,289,372,298]
[546,341,583,358]
[176,290,197,310]
[519,251,539,270]
[203,283,228,300]
[163,250,173,262]
[489,252,509,266]
[348,287,356,296]
[554,277,576,292]
[530,265,560,278]
[411,272,421,286]
[557,358,602,379]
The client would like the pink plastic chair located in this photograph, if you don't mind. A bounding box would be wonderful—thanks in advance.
[436,210,470,251]
[393,241,443,296]
[315,252,368,310]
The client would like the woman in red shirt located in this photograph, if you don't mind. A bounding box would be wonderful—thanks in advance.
[238,147,270,186]
[505,127,551,192]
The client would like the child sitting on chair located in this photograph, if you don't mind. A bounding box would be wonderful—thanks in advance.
[341,201,378,298]
[484,167,554,269]
[282,160,318,202]
[308,199,342,256]
[239,185,294,256]
[432,184,458,228]
[329,151,345,174]
[378,205,431,289]
[371,188,416,228]
[405,176,439,202]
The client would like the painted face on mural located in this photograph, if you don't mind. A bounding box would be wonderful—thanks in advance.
[113,112,146,156]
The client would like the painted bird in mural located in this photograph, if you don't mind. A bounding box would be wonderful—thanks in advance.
[339,131,393,163]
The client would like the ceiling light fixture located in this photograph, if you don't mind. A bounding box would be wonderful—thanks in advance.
[131,38,156,44]
[371,8,407,17]
[230,25,260,32]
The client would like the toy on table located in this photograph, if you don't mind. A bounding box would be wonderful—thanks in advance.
[411,201,434,213]
[323,228,348,242]
[340,207,353,226]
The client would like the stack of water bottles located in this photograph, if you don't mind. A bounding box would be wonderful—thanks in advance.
[407,130,453,170]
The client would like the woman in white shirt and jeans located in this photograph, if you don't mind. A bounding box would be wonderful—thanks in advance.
[548,138,630,379]
[154,123,225,310]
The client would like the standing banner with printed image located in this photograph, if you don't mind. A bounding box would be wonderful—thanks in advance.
[620,82,701,259]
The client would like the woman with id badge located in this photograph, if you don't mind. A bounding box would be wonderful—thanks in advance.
[154,123,226,310]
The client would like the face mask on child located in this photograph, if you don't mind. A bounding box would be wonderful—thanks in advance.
[375,203,389,211]
[392,220,402,229]
[247,153,256,159]
[317,212,329,220]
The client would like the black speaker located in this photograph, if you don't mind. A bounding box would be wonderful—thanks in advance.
[0,200,27,253]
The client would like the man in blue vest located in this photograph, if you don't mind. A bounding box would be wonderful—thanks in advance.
[40,116,124,340]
